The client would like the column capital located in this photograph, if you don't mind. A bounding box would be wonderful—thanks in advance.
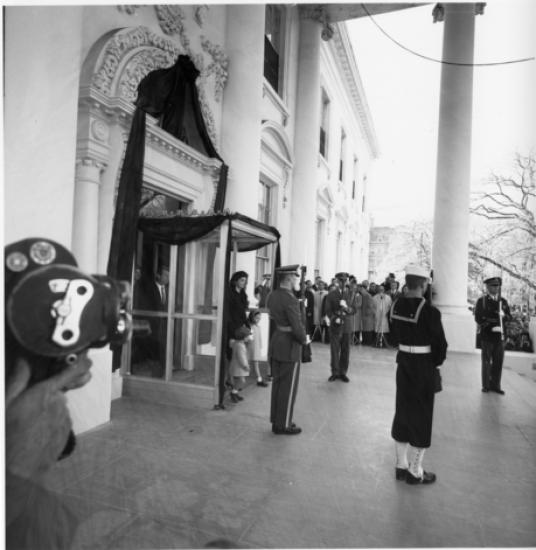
[432,3,486,23]
[299,5,334,41]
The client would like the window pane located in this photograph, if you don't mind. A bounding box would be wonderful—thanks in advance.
[130,314,168,379]
[170,318,216,387]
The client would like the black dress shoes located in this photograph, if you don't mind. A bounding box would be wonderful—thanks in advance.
[272,425,302,435]
[257,380,269,387]
[328,374,338,382]
[491,387,505,395]
[395,468,408,481]
[406,470,437,485]
[481,388,489,393]
[339,374,350,383]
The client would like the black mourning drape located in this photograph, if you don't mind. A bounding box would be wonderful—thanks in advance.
[107,55,228,283]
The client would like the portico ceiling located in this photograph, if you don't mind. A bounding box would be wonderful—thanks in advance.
[303,3,428,23]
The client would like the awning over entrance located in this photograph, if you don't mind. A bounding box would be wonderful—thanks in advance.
[138,212,280,252]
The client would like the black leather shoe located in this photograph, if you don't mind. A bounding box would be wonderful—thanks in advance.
[272,425,302,435]
[481,388,489,393]
[257,380,268,387]
[491,388,505,395]
[230,393,243,403]
[328,374,338,382]
[406,470,436,485]
[395,468,408,481]
[340,374,350,383]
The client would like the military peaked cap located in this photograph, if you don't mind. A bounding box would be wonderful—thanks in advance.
[275,264,301,276]
[484,276,502,286]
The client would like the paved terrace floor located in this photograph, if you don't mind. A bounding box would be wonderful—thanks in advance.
[44,343,536,549]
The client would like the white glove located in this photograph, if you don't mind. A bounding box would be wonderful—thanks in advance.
[305,335,312,345]
[339,299,347,308]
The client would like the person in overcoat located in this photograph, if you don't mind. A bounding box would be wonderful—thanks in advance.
[474,276,512,394]
[372,284,392,347]
[267,265,309,435]
[389,264,448,485]
[360,281,375,345]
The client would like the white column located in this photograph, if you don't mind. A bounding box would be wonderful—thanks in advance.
[432,3,482,351]
[289,16,322,265]
[220,5,265,219]
[72,158,103,272]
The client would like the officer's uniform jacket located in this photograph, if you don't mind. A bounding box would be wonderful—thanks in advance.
[267,288,307,363]
[324,287,358,334]
[390,297,447,367]
[474,294,511,342]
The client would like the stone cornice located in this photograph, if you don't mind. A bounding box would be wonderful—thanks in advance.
[329,23,380,159]
[78,87,222,178]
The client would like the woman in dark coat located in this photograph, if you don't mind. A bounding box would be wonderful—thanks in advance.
[225,270,250,396]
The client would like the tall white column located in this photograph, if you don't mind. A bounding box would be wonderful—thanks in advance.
[289,15,322,265]
[432,3,483,351]
[72,158,103,272]
[220,5,265,220]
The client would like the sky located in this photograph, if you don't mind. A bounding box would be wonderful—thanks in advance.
[347,0,536,227]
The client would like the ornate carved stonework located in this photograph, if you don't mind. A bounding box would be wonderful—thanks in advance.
[194,5,209,27]
[89,25,223,146]
[117,5,141,16]
[91,27,180,97]
[117,48,179,102]
[91,119,109,142]
[200,37,229,102]
[154,5,190,51]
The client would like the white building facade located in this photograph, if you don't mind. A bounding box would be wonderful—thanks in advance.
[4,4,378,433]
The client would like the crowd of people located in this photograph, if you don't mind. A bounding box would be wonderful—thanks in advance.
[297,271,406,349]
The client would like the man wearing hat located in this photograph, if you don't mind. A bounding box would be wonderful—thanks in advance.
[266,265,310,435]
[324,272,358,382]
[474,276,511,394]
[389,264,448,485]
[255,273,272,308]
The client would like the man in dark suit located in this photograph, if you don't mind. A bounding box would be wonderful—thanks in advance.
[474,276,511,394]
[267,265,309,435]
[133,265,169,377]
[324,272,357,382]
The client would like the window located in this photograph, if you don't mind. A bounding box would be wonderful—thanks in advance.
[264,5,284,94]
[339,128,346,183]
[256,180,274,282]
[352,156,358,200]
[362,175,368,212]
[319,89,330,158]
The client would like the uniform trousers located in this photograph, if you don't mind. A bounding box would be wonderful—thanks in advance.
[391,356,435,448]
[329,329,350,375]
[270,360,300,428]
[481,339,505,390]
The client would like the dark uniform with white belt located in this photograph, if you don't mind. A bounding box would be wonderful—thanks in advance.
[474,276,511,394]
[389,264,448,485]
[267,265,308,435]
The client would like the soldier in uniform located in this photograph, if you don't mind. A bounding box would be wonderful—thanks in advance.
[267,265,310,435]
[474,276,511,394]
[324,272,357,382]
[389,264,448,485]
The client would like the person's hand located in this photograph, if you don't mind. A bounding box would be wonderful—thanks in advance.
[6,353,92,480]
[305,335,312,345]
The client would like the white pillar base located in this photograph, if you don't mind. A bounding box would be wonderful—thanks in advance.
[439,309,476,353]
[67,347,112,434]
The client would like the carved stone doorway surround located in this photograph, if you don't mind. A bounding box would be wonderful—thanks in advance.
[73,26,222,273]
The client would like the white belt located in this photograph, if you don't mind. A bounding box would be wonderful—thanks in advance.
[398,344,431,354]
[491,326,502,333]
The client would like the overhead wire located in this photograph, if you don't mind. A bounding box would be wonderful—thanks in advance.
[360,3,535,67]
